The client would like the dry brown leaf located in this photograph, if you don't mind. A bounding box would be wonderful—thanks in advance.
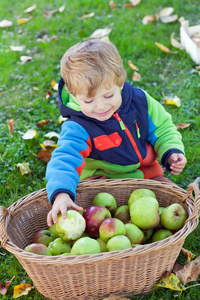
[109,0,116,10]
[142,15,156,25]
[13,283,34,298]
[132,71,141,81]
[24,4,36,13]
[176,123,190,129]
[46,90,52,100]
[128,60,138,71]
[0,19,13,27]
[36,147,54,163]
[181,247,195,263]
[122,4,134,8]
[175,256,200,285]
[172,262,184,273]
[0,276,15,295]
[36,120,50,128]
[155,42,172,53]
[7,119,14,135]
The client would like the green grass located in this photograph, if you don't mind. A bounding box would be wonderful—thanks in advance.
[0,0,200,299]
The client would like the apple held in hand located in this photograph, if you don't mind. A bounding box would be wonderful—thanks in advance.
[152,229,173,242]
[32,229,55,246]
[160,203,187,230]
[130,196,160,230]
[99,218,126,243]
[114,205,130,223]
[48,238,71,255]
[128,189,156,208]
[125,223,144,244]
[55,210,86,242]
[71,237,101,255]
[83,206,111,237]
[24,243,52,256]
[93,192,117,215]
[107,235,132,252]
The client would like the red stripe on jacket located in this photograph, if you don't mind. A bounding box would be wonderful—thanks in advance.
[76,137,92,176]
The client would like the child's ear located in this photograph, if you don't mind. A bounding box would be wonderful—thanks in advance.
[120,84,124,91]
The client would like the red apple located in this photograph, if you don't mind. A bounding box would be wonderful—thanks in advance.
[114,205,130,223]
[99,218,126,243]
[24,243,52,255]
[83,206,111,237]
[32,229,55,246]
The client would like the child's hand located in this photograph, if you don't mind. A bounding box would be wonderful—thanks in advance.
[47,193,83,227]
[167,153,187,176]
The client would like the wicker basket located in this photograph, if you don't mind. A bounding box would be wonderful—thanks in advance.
[0,178,199,300]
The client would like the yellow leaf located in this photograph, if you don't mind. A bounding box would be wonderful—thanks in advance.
[13,283,34,298]
[142,15,156,25]
[181,247,195,264]
[22,129,38,140]
[155,42,172,53]
[128,60,138,71]
[44,131,60,139]
[164,95,181,107]
[40,140,58,148]
[17,17,32,24]
[58,115,68,123]
[51,79,58,90]
[157,272,184,291]
[17,162,31,175]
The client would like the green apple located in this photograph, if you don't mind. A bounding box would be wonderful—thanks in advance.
[125,223,144,244]
[70,237,101,255]
[49,224,60,239]
[48,238,71,255]
[154,207,165,230]
[32,229,55,246]
[60,252,73,256]
[107,235,132,251]
[114,205,130,223]
[142,228,154,243]
[152,229,173,242]
[130,196,159,230]
[99,218,126,243]
[92,192,117,215]
[160,203,187,230]
[24,243,52,256]
[96,237,107,252]
[55,210,86,242]
[128,189,156,208]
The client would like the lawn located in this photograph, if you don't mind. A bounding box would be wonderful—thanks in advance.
[0,0,200,299]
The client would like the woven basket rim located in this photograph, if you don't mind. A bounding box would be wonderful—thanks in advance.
[1,178,199,264]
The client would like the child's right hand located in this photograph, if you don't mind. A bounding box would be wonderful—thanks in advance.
[47,193,83,227]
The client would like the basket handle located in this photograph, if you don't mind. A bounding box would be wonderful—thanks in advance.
[184,177,200,224]
[0,206,14,248]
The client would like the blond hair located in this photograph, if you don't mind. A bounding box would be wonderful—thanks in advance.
[60,39,127,97]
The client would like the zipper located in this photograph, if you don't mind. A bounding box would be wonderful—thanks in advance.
[113,112,143,164]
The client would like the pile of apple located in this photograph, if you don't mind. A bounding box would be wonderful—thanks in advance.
[24,189,187,256]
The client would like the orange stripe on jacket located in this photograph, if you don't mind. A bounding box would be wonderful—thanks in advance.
[76,137,92,176]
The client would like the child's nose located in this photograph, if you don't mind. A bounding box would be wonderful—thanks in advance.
[96,99,105,110]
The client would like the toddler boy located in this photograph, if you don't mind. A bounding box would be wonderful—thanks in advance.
[46,39,186,226]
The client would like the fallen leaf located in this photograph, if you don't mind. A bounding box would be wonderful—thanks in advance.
[157,272,184,291]
[20,56,32,63]
[24,4,37,13]
[13,283,34,298]
[164,95,181,107]
[160,14,178,23]
[174,256,200,285]
[155,42,172,53]
[58,5,65,13]
[7,118,14,135]
[36,120,50,128]
[22,129,38,140]
[170,32,184,49]
[159,7,174,17]
[51,79,58,91]
[132,71,141,81]
[0,276,15,295]
[0,19,13,27]
[176,123,190,129]
[129,0,141,5]
[36,147,54,163]
[81,12,95,19]
[109,0,116,10]
[172,262,184,273]
[43,10,53,19]
[44,131,60,139]
[17,162,31,175]
[17,17,32,24]
[10,45,26,51]
[181,247,195,264]
[122,4,134,8]
[40,140,58,148]
[58,115,68,123]
[46,90,52,100]
[90,27,112,39]
[142,15,156,25]
[128,60,139,71]
[178,16,185,23]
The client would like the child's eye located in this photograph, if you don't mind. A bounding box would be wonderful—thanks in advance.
[84,100,93,104]
[105,94,114,99]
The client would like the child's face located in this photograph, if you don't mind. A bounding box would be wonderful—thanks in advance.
[75,84,123,121]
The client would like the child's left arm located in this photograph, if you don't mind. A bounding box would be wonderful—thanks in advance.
[167,153,187,176]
